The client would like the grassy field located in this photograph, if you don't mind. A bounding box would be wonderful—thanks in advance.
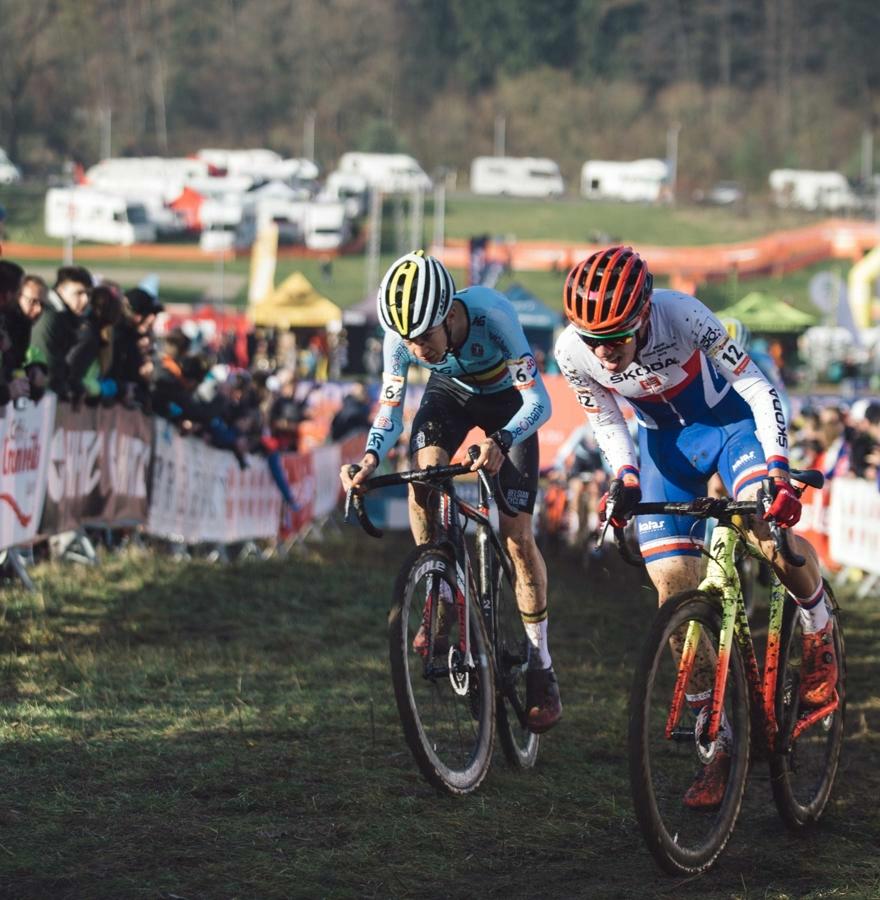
[0,184,847,312]
[0,533,877,899]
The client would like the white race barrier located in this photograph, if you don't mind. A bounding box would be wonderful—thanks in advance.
[0,395,56,551]
[828,477,880,575]
[147,419,281,543]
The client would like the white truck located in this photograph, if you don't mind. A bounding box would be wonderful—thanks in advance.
[580,158,669,202]
[768,169,857,212]
[336,152,431,194]
[470,156,565,197]
[44,187,157,245]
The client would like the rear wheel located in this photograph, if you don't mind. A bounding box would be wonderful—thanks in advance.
[388,545,495,795]
[629,590,751,875]
[769,586,845,829]
[492,554,540,768]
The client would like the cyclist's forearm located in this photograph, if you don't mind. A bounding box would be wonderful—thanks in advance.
[363,404,404,464]
[501,381,552,446]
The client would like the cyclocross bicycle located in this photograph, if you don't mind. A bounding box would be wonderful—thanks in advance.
[608,471,845,875]
[345,448,539,795]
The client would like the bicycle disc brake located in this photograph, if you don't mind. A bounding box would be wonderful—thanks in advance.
[448,646,470,696]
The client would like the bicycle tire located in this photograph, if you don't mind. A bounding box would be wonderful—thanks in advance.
[492,553,540,769]
[769,584,845,830]
[388,545,495,795]
[629,590,751,875]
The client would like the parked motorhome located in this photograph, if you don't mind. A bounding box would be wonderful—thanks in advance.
[0,148,22,184]
[304,202,351,251]
[319,170,369,218]
[44,187,157,245]
[470,156,565,197]
[580,158,669,202]
[196,149,319,186]
[336,152,431,193]
[768,169,857,212]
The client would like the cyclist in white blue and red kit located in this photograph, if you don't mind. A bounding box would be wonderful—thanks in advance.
[340,251,561,733]
[555,246,838,805]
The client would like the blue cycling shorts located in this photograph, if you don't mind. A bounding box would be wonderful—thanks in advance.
[636,419,767,564]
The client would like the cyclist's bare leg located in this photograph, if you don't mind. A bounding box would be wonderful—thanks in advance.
[499,509,547,618]
[647,555,717,693]
[408,446,450,545]
[736,482,822,599]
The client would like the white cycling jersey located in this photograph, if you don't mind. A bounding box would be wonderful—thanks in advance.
[554,290,790,478]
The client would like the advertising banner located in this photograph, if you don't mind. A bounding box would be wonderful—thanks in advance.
[147,420,281,543]
[40,403,151,533]
[0,396,56,550]
[828,477,880,574]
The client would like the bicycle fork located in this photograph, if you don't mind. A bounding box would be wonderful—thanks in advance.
[665,525,747,747]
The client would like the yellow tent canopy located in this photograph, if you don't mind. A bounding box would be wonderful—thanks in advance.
[251,272,342,328]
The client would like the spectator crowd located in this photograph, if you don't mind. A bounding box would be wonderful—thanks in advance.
[0,259,375,510]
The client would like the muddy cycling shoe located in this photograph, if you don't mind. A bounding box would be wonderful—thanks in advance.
[525,666,562,734]
[683,752,730,810]
[800,620,838,708]
[412,590,452,659]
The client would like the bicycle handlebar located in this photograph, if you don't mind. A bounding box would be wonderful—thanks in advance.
[344,444,516,538]
[606,469,826,569]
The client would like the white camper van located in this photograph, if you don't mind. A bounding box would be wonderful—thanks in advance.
[304,202,351,251]
[44,187,157,245]
[0,148,22,185]
[768,169,856,212]
[319,170,369,218]
[580,158,669,202]
[470,156,565,197]
[336,152,431,193]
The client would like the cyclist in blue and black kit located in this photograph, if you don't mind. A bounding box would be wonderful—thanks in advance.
[340,250,562,732]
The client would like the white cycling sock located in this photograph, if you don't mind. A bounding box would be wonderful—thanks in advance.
[791,582,829,634]
[522,608,552,670]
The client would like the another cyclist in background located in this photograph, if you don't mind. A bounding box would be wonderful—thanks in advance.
[339,251,561,733]
[554,246,837,805]
[551,421,610,549]
[719,317,791,424]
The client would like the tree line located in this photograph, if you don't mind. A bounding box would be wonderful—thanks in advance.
[0,0,878,191]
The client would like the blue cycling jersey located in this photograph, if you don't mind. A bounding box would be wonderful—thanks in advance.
[364,285,552,462]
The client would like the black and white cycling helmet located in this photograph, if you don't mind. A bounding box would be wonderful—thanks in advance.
[377,250,456,340]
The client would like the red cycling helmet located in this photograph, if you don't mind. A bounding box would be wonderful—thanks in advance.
[563,246,653,335]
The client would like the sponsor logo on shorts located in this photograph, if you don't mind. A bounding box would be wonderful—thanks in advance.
[732,450,757,472]
[638,519,665,533]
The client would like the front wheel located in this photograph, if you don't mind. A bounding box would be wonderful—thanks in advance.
[388,545,495,795]
[769,585,845,829]
[492,554,539,769]
[628,590,751,876]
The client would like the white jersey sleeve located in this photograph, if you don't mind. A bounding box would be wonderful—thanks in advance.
[554,329,640,479]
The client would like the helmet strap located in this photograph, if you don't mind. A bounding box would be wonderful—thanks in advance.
[442,317,458,361]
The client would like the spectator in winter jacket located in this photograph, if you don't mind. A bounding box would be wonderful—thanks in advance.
[66,281,123,403]
[29,265,93,400]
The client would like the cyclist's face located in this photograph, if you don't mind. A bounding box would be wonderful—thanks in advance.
[404,324,446,363]
[590,334,638,372]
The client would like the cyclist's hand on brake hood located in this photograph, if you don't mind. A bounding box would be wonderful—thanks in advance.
[763,478,801,528]
[600,476,642,528]
[340,453,378,491]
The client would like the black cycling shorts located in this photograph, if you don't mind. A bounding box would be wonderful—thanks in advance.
[409,373,539,515]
